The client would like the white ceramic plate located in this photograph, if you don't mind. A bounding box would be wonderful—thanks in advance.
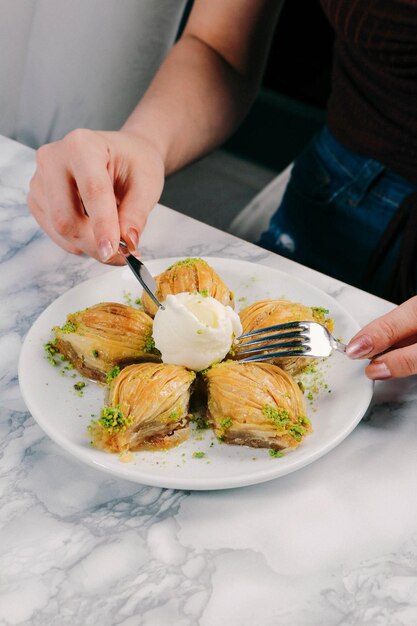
[19,257,373,490]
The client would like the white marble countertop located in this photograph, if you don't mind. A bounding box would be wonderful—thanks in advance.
[2,133,417,626]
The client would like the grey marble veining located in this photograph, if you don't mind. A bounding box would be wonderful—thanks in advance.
[1,134,417,626]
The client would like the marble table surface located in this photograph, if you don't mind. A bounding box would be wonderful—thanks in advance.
[1,133,417,626]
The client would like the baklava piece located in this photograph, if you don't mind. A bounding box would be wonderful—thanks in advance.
[237,299,334,375]
[89,363,195,452]
[54,302,159,382]
[204,361,310,451]
[141,257,234,317]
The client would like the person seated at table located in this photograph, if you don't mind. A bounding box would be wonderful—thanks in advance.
[27,0,417,380]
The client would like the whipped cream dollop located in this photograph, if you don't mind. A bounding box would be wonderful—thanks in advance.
[152,292,242,371]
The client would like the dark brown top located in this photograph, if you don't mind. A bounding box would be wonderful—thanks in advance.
[321,0,417,184]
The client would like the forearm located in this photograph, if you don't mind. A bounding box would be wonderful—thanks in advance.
[28,0,284,262]
[122,34,257,175]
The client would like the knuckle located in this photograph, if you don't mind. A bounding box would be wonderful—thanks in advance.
[52,214,74,237]
[82,177,109,202]
[65,128,93,150]
[397,351,417,375]
[35,144,52,171]
[376,318,397,345]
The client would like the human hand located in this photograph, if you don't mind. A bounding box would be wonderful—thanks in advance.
[346,296,417,379]
[27,129,165,263]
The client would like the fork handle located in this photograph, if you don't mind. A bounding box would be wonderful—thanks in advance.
[335,339,347,354]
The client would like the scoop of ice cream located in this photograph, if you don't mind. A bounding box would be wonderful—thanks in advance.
[152,292,242,371]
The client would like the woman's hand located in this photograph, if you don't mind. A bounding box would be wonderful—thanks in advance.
[346,296,417,379]
[27,128,165,263]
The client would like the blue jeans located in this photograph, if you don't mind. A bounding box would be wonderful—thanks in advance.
[259,127,417,299]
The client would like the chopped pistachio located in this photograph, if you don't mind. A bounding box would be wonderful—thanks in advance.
[220,417,232,429]
[143,333,157,354]
[268,449,284,458]
[73,381,86,396]
[106,366,120,384]
[90,405,133,434]
[192,414,210,430]
[262,405,290,429]
[60,321,76,333]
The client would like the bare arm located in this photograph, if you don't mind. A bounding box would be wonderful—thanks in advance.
[27,0,284,262]
[123,0,284,174]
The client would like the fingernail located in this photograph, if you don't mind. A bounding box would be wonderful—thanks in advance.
[367,361,391,380]
[127,228,139,250]
[98,238,113,262]
[346,334,374,359]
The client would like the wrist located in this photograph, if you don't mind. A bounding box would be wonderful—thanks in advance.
[119,125,169,174]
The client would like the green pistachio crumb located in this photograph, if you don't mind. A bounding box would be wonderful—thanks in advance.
[106,366,121,384]
[168,410,178,422]
[60,321,76,334]
[193,451,205,459]
[143,333,157,354]
[220,417,232,429]
[73,381,86,397]
[123,290,133,306]
[168,257,206,270]
[92,349,99,358]
[193,415,210,430]
[44,340,58,356]
[262,405,290,429]
[269,449,284,458]
[90,405,133,434]
[44,341,60,366]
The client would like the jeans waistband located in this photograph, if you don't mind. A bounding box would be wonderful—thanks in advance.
[313,126,417,205]
[315,126,417,199]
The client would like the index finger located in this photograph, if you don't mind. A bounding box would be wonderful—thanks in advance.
[68,135,120,262]
[346,296,417,359]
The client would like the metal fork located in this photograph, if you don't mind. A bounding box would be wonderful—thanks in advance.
[235,321,346,362]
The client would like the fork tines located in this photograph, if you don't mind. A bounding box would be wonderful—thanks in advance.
[236,322,311,362]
